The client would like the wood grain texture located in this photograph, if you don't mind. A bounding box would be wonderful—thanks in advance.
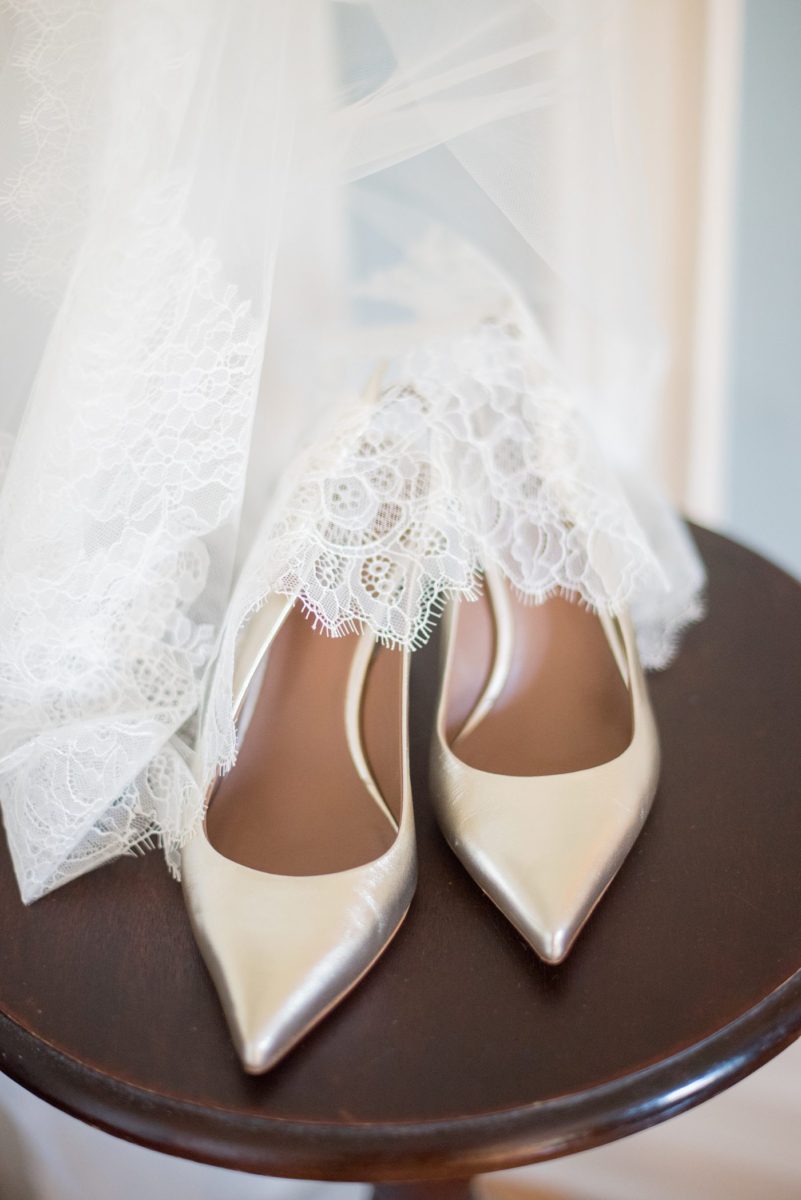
[0,527,800,1182]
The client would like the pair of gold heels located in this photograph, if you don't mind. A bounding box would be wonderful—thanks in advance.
[182,570,659,1074]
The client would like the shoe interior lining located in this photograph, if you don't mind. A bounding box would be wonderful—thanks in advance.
[446,585,633,776]
[206,605,402,874]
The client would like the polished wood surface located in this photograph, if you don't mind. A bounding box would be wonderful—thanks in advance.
[1,527,800,1181]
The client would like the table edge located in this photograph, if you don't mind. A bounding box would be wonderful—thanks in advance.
[3,968,801,1180]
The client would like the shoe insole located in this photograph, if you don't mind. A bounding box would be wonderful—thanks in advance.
[206,606,402,874]
[446,586,633,776]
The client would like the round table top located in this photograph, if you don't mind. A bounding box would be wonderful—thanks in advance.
[1,527,801,1183]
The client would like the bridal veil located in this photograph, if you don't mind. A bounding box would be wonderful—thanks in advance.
[0,0,704,901]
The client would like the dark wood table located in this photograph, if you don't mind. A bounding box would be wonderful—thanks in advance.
[1,527,800,1197]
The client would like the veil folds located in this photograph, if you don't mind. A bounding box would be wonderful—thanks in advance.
[0,1,703,901]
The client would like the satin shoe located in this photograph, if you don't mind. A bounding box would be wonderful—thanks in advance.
[183,597,415,1073]
[432,567,659,964]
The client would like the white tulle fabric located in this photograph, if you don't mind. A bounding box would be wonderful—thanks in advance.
[0,0,704,902]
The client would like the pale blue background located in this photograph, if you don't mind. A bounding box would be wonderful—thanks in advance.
[726,0,801,577]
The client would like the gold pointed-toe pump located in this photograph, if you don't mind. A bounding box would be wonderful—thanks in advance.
[182,596,415,1074]
[432,567,659,964]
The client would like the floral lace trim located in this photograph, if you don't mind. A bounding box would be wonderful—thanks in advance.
[198,311,704,799]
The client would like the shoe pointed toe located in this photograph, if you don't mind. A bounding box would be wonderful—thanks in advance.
[182,827,414,1074]
[441,761,656,962]
[464,839,597,964]
[210,922,350,1075]
[223,938,352,1075]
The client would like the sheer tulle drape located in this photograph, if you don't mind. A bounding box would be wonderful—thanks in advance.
[0,0,320,899]
[0,0,703,902]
